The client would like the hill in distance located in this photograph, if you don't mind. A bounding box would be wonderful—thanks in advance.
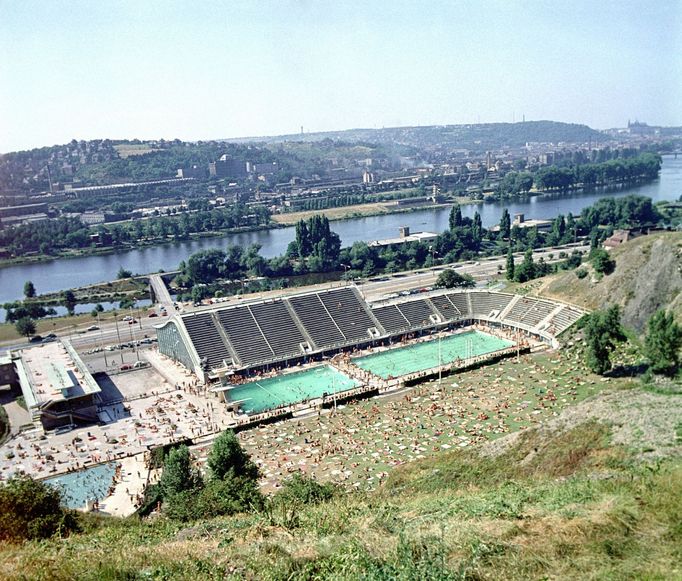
[223,120,606,150]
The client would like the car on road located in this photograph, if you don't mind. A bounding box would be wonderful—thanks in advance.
[87,325,99,331]
[29,335,43,343]
[122,316,133,322]
[148,312,158,318]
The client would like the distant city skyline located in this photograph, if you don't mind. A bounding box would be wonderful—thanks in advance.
[1,0,680,152]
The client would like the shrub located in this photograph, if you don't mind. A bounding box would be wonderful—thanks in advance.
[0,475,79,542]
[575,268,588,279]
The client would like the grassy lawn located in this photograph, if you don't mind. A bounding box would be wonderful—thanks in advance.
[237,345,629,492]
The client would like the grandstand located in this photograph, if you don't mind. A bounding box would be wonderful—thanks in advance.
[156,286,586,383]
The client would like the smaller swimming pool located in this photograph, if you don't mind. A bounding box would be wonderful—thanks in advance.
[226,365,359,414]
[44,462,118,509]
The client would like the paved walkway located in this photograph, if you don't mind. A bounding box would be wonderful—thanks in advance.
[3,400,31,435]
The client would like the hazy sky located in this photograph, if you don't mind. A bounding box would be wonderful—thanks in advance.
[1,0,680,152]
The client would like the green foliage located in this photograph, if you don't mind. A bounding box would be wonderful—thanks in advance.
[584,306,626,374]
[91,303,104,317]
[118,297,135,310]
[644,309,682,375]
[14,316,36,338]
[207,430,260,482]
[575,267,588,279]
[117,267,132,279]
[23,281,36,298]
[448,204,462,230]
[499,208,511,238]
[435,269,475,289]
[159,445,203,499]
[505,246,515,281]
[514,249,536,283]
[590,248,616,275]
[275,473,336,506]
[0,475,79,542]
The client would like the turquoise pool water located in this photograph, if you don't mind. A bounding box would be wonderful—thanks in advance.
[44,462,117,509]
[353,330,514,379]
[227,365,359,414]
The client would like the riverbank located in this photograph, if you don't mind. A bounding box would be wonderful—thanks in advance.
[271,196,477,225]
[0,221,286,270]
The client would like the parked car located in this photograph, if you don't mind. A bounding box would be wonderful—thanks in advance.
[120,364,133,371]
[148,313,158,318]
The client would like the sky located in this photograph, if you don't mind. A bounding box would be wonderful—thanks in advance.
[0,0,680,152]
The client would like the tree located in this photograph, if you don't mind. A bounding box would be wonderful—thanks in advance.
[515,249,536,283]
[644,309,682,375]
[15,317,36,339]
[505,246,515,281]
[62,290,77,316]
[448,204,463,230]
[117,266,132,279]
[23,281,36,299]
[159,445,203,499]
[91,303,104,317]
[207,430,260,482]
[0,475,78,543]
[584,306,625,374]
[499,209,511,239]
[590,248,616,275]
[435,269,475,289]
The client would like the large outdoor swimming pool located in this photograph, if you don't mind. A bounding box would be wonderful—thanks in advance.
[44,462,118,509]
[353,330,514,380]
[226,365,359,414]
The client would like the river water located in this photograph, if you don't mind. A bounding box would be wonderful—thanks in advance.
[1,155,680,313]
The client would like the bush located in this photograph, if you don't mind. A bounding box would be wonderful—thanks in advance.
[274,473,336,505]
[575,268,588,279]
[164,476,264,522]
[207,430,260,481]
[0,475,79,542]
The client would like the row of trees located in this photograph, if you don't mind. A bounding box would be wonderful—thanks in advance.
[176,195,663,301]
[0,204,270,259]
[492,153,662,199]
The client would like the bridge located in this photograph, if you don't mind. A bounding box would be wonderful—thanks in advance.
[149,274,174,308]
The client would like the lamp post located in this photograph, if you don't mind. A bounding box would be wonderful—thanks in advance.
[340,264,350,286]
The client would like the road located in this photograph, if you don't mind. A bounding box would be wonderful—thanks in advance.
[0,243,588,354]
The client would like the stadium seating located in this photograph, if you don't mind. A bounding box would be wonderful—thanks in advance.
[318,288,378,341]
[396,299,437,327]
[288,294,345,349]
[182,313,232,369]
[548,306,584,333]
[248,301,307,358]
[504,297,556,327]
[469,292,514,318]
[218,308,274,366]
[429,294,462,321]
[445,293,471,317]
[372,304,411,333]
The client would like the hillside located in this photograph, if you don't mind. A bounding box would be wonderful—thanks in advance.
[227,120,606,151]
[538,231,682,332]
[0,378,680,580]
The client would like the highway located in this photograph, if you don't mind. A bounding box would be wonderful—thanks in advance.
[0,243,588,354]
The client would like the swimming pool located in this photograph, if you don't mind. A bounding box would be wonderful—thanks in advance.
[353,330,514,379]
[226,365,359,414]
[44,462,118,509]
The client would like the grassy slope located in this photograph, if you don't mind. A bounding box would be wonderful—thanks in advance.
[537,231,682,331]
[0,380,680,580]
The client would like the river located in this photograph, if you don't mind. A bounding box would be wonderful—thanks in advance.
[1,155,680,315]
